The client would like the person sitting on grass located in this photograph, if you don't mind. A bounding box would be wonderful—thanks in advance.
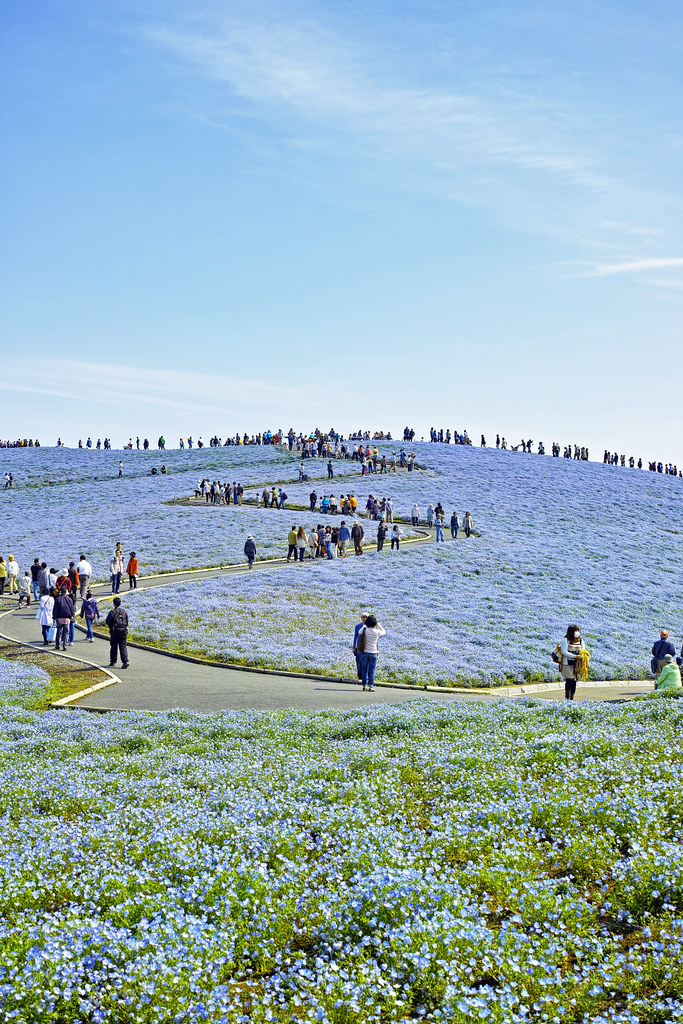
[655,654,682,691]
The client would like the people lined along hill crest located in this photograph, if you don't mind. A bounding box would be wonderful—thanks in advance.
[0,439,40,449]
[2,423,666,476]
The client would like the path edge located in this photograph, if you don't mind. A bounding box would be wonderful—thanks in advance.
[0,608,121,707]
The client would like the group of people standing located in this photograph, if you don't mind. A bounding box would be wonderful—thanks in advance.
[0,551,133,669]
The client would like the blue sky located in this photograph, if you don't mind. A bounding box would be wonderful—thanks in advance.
[2,0,683,459]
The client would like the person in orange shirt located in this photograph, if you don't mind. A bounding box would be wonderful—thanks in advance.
[126,552,139,590]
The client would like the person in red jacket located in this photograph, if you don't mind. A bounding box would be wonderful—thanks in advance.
[126,552,139,589]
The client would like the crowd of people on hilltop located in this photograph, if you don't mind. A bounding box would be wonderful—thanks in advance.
[0,424,670,476]
[421,425,681,477]
[603,452,679,476]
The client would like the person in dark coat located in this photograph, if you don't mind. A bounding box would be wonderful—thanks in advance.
[351,521,365,555]
[244,535,257,568]
[105,597,129,669]
[376,522,387,552]
[53,588,75,651]
[651,630,676,681]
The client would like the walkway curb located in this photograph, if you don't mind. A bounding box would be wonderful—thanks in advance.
[0,608,121,705]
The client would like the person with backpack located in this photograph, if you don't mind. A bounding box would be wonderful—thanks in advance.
[651,630,676,683]
[356,614,386,691]
[79,591,101,641]
[105,597,129,669]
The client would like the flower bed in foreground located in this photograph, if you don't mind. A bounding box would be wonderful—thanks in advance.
[1,665,682,1022]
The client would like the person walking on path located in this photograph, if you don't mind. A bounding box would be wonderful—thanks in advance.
[411,504,420,526]
[126,552,139,589]
[391,525,401,550]
[450,512,459,539]
[327,460,334,479]
[435,513,445,543]
[38,588,54,645]
[244,535,256,568]
[377,521,388,552]
[30,558,41,602]
[77,554,91,598]
[7,556,19,594]
[53,587,75,652]
[0,557,7,596]
[106,596,129,669]
[651,630,675,681]
[426,504,434,527]
[357,614,386,691]
[18,570,31,607]
[351,521,365,555]
[79,591,101,641]
[296,526,308,562]
[352,614,368,680]
[655,654,682,691]
[558,624,586,701]
[463,512,473,537]
[110,552,123,594]
[287,527,297,562]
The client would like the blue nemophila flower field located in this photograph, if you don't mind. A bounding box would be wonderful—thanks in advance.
[3,442,683,683]
[0,656,682,1023]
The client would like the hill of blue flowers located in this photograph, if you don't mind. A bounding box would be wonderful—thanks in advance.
[2,442,683,683]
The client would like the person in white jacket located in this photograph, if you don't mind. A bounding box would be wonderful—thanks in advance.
[38,589,54,645]
[7,555,19,593]
[411,504,420,526]
[357,615,386,691]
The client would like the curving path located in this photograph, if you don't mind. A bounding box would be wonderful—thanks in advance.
[0,525,652,711]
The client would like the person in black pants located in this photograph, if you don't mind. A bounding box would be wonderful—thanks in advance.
[105,597,130,669]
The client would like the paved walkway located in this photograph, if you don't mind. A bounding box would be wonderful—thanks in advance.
[0,529,652,711]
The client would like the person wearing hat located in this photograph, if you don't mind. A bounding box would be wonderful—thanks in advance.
[126,552,139,589]
[651,630,675,682]
[7,555,19,594]
[655,654,682,692]
[243,535,256,568]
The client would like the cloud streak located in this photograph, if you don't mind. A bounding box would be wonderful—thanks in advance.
[0,359,333,417]
[588,257,683,277]
[141,10,650,246]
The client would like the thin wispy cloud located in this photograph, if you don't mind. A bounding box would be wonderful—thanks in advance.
[0,359,335,417]
[141,9,662,249]
[589,258,683,277]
